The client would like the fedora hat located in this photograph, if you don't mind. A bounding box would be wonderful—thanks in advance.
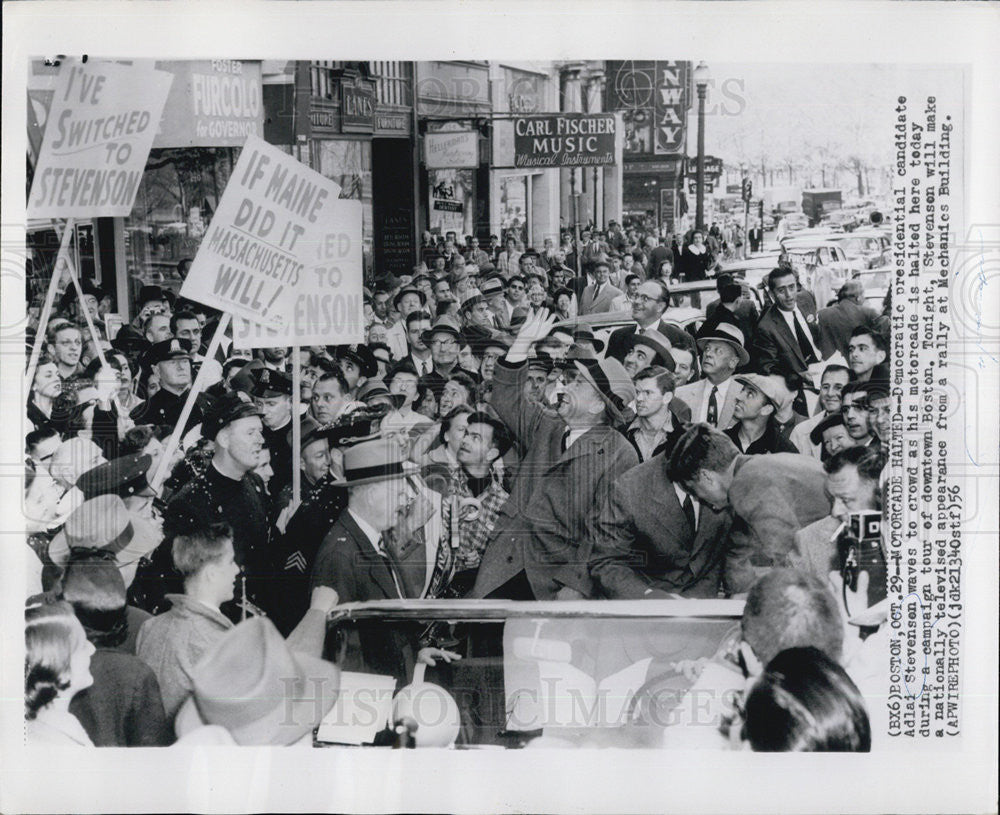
[571,356,636,423]
[571,326,606,354]
[420,315,462,346]
[330,436,419,487]
[174,617,340,746]
[355,378,406,410]
[393,286,427,310]
[630,329,676,372]
[696,322,750,367]
[48,493,162,585]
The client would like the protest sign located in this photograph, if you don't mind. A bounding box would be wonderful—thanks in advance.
[231,197,365,349]
[180,135,362,342]
[28,59,172,219]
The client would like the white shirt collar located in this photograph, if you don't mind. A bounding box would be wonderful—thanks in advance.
[696,376,734,423]
[347,509,383,552]
[778,306,820,356]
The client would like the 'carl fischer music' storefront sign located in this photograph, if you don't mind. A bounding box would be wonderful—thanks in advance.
[513,113,616,167]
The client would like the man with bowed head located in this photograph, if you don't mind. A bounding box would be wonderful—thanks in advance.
[665,424,831,594]
[470,308,639,601]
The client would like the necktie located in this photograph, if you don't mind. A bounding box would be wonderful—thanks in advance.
[792,313,818,365]
[706,385,719,427]
[560,429,571,454]
[682,493,697,532]
[377,534,405,599]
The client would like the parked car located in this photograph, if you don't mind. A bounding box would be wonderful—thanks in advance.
[829,232,889,268]
[317,598,744,748]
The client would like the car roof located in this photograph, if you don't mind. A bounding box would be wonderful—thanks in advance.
[782,238,843,248]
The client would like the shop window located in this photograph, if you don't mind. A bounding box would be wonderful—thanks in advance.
[314,138,374,280]
[500,175,529,248]
[428,169,474,239]
[124,147,239,296]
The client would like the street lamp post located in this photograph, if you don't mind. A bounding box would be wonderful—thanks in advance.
[694,62,710,233]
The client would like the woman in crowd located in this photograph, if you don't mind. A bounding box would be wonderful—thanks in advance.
[25,601,97,745]
[27,356,65,433]
[740,646,871,752]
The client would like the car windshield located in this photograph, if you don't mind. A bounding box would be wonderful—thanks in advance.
[319,599,743,749]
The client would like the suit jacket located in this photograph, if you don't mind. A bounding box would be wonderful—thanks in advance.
[674,377,740,430]
[470,360,639,600]
[605,321,698,366]
[817,300,880,359]
[579,283,624,315]
[589,456,732,599]
[311,511,426,602]
[751,305,821,375]
[725,454,831,592]
[788,514,842,579]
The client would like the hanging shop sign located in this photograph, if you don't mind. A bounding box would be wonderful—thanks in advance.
[28,58,173,219]
[340,74,376,133]
[180,134,363,345]
[654,61,689,155]
[424,130,479,169]
[512,113,616,168]
[153,60,263,148]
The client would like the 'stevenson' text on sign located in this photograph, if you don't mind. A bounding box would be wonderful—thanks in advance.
[181,135,361,339]
[29,59,172,219]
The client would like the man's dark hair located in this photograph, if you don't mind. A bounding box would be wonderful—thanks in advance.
[823,444,885,482]
[848,324,888,354]
[25,426,59,454]
[465,410,514,458]
[314,368,350,396]
[634,364,677,396]
[767,266,798,291]
[385,361,419,389]
[122,424,158,455]
[624,273,640,287]
[169,310,199,334]
[666,424,740,483]
[741,568,844,666]
[435,300,454,318]
[820,363,851,383]
[406,310,433,329]
[839,381,871,404]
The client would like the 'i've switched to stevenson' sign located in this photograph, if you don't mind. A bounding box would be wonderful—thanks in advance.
[180,135,364,343]
[513,113,616,168]
[28,59,173,219]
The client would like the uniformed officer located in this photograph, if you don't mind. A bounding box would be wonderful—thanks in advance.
[131,392,271,619]
[247,367,295,497]
[130,338,204,433]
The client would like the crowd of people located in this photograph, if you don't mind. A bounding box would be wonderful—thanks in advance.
[23,220,892,750]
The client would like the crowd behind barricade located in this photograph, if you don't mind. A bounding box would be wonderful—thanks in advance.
[23,220,892,750]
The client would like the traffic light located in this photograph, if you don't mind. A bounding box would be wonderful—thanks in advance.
[741,177,752,203]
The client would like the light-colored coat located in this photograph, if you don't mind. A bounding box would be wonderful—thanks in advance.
[674,377,740,430]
